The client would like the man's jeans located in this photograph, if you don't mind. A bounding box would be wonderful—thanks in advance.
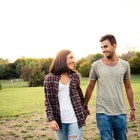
[96,113,127,140]
[54,122,82,140]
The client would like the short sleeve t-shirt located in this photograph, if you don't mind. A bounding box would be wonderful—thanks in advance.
[89,58,130,115]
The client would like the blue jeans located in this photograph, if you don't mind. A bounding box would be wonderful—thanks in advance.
[54,122,82,140]
[96,113,127,140]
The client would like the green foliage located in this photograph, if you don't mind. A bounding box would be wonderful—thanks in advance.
[40,58,53,75]
[21,66,33,81]
[79,61,91,77]
[120,51,136,61]
[28,68,45,87]
[0,59,19,79]
[0,63,17,79]
[120,51,140,74]
[7,63,18,78]
[20,58,40,81]
[0,64,6,79]
[0,51,140,81]
[14,58,26,77]
[129,52,140,74]
[75,57,86,70]
[76,53,103,77]
[87,53,103,63]
[15,58,52,86]
[0,58,9,64]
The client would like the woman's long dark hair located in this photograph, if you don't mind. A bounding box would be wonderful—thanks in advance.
[49,49,75,75]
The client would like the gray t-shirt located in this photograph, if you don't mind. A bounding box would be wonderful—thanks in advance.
[89,58,130,115]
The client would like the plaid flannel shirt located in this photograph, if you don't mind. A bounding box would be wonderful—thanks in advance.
[44,72,87,128]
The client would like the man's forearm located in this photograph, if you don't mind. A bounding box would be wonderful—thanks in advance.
[84,88,93,106]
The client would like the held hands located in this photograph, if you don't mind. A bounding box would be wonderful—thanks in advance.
[84,105,90,115]
[129,109,136,122]
[49,120,60,131]
[86,108,90,115]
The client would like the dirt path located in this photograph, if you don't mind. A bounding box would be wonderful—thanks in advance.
[0,113,139,140]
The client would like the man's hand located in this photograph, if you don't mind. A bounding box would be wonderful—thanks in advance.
[85,105,90,115]
[129,110,136,122]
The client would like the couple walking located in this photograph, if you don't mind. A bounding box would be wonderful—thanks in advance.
[44,34,135,140]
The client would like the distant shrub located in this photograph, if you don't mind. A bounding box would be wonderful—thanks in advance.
[28,68,45,87]
[79,61,91,77]
[0,83,2,90]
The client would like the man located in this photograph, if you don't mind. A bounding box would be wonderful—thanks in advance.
[84,34,136,140]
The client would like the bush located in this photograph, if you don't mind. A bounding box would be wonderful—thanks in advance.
[28,68,45,87]
[0,83,2,90]
[78,61,91,77]
[129,55,140,74]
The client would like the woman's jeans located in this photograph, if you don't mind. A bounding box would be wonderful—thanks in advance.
[96,113,127,140]
[54,122,82,140]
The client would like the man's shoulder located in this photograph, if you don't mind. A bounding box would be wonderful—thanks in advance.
[91,59,102,67]
[119,58,129,65]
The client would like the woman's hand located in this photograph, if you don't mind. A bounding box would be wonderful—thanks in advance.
[49,120,60,131]
[86,107,90,115]
[84,105,90,115]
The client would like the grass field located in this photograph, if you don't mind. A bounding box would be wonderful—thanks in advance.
[0,75,140,140]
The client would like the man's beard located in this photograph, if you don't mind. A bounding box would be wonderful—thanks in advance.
[105,51,113,59]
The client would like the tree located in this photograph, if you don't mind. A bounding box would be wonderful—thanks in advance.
[87,53,103,63]
[14,58,26,78]
[40,58,53,75]
[0,83,2,90]
[129,52,140,74]
[0,58,11,79]
[29,68,45,87]
[76,53,103,77]
[75,57,86,71]
[21,66,33,81]
[0,64,6,79]
[120,51,136,61]
[20,58,40,81]
[78,61,91,77]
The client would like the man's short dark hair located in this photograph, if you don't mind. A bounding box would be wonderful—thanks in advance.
[100,34,117,46]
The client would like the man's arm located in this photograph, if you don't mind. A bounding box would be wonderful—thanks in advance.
[84,80,96,106]
[124,78,136,122]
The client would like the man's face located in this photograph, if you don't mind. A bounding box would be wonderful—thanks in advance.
[100,39,115,59]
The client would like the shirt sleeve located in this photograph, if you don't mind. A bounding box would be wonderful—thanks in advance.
[89,63,97,80]
[124,62,131,79]
[77,75,85,105]
[44,76,55,122]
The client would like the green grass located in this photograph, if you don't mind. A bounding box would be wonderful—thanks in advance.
[0,87,44,116]
[0,75,140,140]
[0,75,139,117]
[0,79,28,88]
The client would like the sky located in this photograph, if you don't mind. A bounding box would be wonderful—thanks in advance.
[0,0,140,62]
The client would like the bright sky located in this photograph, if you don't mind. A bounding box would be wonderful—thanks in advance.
[0,0,140,62]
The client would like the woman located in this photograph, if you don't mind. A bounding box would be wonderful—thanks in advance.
[44,49,87,140]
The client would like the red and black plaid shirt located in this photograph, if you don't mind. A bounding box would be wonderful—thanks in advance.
[44,72,87,128]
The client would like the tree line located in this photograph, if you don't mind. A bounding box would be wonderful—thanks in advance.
[76,51,140,77]
[0,51,140,87]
